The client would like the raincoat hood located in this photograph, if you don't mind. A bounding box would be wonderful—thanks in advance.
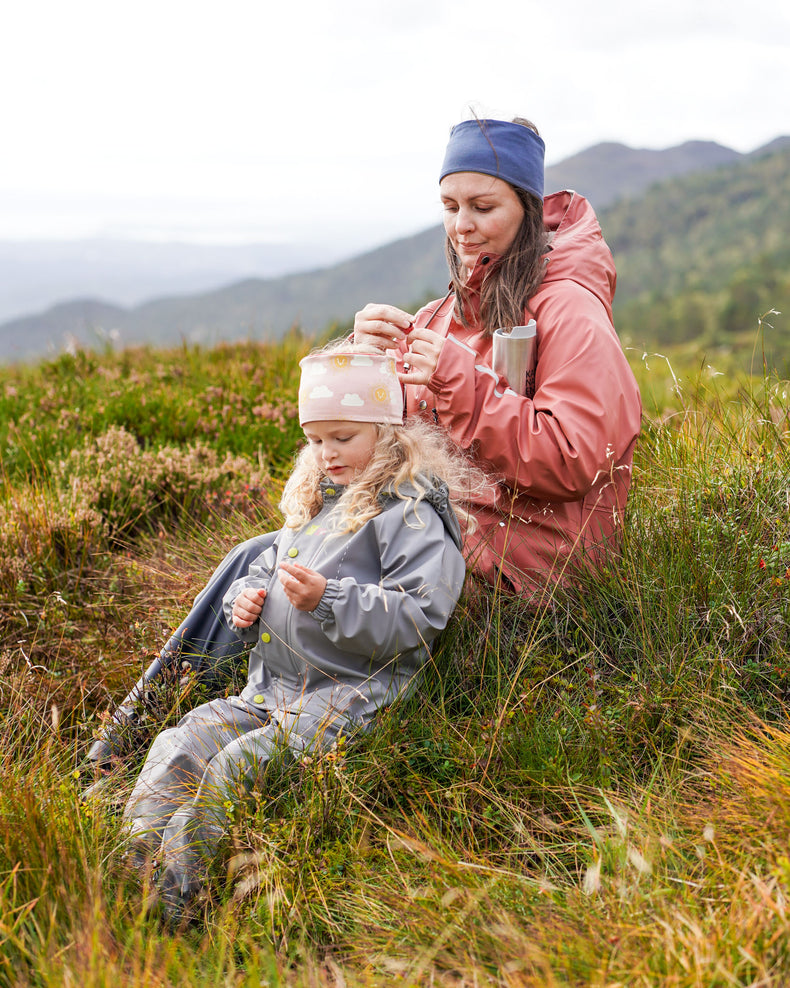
[461,190,616,321]
[541,190,616,321]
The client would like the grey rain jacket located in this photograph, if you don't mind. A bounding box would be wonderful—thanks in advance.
[222,475,466,751]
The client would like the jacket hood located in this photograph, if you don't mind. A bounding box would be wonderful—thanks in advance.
[380,474,463,551]
[540,190,616,319]
[459,191,615,320]
[322,475,463,551]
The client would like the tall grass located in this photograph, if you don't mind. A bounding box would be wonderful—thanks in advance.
[1,335,789,985]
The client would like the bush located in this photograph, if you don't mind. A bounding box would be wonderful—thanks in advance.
[54,425,275,540]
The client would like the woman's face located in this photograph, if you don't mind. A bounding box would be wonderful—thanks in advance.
[440,172,525,274]
[303,420,378,486]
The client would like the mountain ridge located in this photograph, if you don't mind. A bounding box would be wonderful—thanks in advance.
[1,136,787,364]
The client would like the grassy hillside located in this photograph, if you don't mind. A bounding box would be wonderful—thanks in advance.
[1,337,790,984]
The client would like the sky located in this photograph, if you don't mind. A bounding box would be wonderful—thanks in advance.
[1,0,788,255]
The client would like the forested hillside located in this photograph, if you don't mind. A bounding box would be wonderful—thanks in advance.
[606,143,790,369]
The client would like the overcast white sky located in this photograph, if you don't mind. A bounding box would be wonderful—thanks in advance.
[1,0,788,253]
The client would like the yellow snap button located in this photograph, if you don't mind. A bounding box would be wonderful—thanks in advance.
[325,487,335,496]
[418,399,428,411]
[253,693,266,705]
[261,632,271,643]
[288,547,298,558]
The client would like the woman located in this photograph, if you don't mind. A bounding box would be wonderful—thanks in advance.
[86,116,641,768]
[354,117,641,592]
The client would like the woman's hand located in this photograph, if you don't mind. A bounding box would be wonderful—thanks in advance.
[353,303,414,350]
[279,561,327,612]
[399,325,447,386]
[232,587,266,628]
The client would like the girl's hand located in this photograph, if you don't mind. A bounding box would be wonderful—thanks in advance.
[232,587,266,628]
[353,303,414,350]
[398,325,447,386]
[279,561,327,612]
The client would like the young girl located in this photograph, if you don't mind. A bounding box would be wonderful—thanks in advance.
[122,346,478,920]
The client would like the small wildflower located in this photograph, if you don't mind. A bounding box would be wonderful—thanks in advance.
[759,558,766,570]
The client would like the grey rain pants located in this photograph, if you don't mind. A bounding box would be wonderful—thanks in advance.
[122,696,279,898]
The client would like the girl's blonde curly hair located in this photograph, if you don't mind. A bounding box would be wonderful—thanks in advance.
[280,416,490,537]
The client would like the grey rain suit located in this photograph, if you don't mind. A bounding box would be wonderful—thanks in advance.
[122,477,466,898]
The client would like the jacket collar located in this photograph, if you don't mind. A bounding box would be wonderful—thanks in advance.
[461,229,556,293]
[464,252,499,292]
[319,478,345,501]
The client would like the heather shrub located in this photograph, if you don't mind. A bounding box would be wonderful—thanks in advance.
[53,425,277,539]
[0,340,307,484]
[0,483,106,598]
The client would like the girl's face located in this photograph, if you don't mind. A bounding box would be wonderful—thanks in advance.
[440,172,525,274]
[303,420,378,486]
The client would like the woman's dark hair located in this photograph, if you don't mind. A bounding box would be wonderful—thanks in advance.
[444,117,549,333]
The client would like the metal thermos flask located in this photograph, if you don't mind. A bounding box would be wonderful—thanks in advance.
[492,320,537,397]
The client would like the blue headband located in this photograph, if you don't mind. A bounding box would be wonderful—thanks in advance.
[439,119,545,201]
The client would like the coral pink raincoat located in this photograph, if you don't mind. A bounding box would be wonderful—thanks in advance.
[405,191,642,593]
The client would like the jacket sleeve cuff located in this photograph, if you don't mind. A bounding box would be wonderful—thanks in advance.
[310,579,341,621]
[426,334,468,396]
[227,605,260,644]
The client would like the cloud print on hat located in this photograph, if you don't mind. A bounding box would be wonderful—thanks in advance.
[341,393,364,407]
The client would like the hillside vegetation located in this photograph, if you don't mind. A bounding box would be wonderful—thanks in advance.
[1,332,790,985]
[607,145,790,371]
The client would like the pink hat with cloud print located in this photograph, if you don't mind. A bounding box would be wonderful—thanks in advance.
[298,350,403,426]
